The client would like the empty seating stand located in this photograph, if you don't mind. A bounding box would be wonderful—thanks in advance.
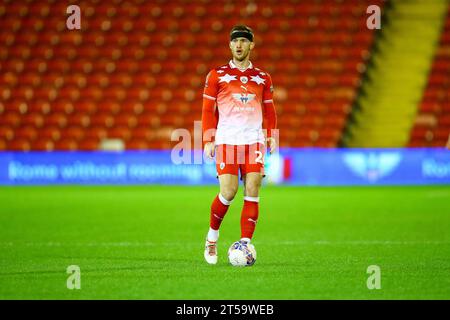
[0,0,383,151]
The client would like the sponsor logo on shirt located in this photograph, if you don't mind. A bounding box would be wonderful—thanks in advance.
[232,93,256,105]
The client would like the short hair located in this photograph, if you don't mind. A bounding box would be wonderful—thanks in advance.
[230,25,254,42]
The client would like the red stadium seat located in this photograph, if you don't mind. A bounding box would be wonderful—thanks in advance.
[0,126,14,141]
[78,139,99,151]
[54,139,78,151]
[62,126,85,141]
[31,139,54,151]
[108,126,132,140]
[85,127,108,140]
[67,113,90,127]
[90,113,114,128]
[14,126,38,140]
[0,139,6,150]
[126,139,149,150]
[45,112,68,128]
[39,126,61,141]
[114,113,138,128]
[132,127,157,141]
[7,139,30,151]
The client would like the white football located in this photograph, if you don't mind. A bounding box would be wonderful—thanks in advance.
[227,241,257,267]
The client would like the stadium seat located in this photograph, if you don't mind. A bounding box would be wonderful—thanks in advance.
[54,139,78,151]
[0,126,14,141]
[78,139,99,151]
[39,126,61,141]
[107,126,131,141]
[7,139,30,151]
[31,139,54,151]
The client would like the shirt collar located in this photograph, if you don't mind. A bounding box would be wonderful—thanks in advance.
[229,60,253,71]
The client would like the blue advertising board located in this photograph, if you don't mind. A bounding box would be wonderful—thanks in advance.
[0,148,449,186]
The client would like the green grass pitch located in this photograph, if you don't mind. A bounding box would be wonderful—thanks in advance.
[0,185,449,299]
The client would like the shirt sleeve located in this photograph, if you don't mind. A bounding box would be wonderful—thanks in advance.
[202,70,219,145]
[203,69,219,101]
[262,73,277,138]
[262,73,274,104]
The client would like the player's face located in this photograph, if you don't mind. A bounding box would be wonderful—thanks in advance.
[229,37,254,61]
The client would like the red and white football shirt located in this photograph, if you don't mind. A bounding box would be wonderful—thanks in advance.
[203,60,274,145]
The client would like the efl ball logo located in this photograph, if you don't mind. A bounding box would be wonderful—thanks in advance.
[227,241,257,267]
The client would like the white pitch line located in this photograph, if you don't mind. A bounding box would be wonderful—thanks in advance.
[272,240,450,245]
[0,240,449,247]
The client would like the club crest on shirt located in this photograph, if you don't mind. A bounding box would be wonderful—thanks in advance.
[232,93,256,104]
[240,76,248,84]
[220,162,225,170]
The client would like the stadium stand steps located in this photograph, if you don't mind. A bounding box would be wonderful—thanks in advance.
[409,4,450,147]
[342,0,449,147]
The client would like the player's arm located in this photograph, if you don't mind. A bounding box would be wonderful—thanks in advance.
[446,132,450,150]
[202,70,219,158]
[263,74,277,154]
[264,101,277,154]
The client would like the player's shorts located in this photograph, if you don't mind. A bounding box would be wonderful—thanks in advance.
[215,143,265,179]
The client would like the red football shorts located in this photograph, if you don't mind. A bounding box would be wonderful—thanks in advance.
[215,143,265,178]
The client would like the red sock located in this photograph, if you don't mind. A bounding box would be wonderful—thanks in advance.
[241,197,259,240]
[210,194,231,230]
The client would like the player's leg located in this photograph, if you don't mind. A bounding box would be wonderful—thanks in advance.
[204,174,239,264]
[241,172,262,243]
[204,144,239,264]
[239,143,265,243]
[208,173,239,240]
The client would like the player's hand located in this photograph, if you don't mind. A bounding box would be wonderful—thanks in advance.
[267,137,277,154]
[204,142,215,159]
